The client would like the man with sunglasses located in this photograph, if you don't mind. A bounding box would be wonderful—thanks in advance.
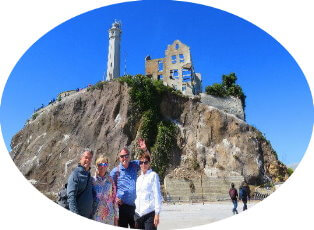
[110,139,149,228]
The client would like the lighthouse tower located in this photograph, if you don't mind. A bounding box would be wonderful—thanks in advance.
[106,20,122,81]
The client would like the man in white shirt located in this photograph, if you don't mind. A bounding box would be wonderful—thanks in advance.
[134,153,162,230]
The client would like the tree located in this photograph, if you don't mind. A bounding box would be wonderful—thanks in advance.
[222,73,237,88]
[205,73,246,109]
[205,83,227,97]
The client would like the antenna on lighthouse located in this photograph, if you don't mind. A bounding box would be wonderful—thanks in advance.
[124,51,127,75]
[102,70,106,82]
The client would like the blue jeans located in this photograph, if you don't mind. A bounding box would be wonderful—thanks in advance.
[232,200,238,214]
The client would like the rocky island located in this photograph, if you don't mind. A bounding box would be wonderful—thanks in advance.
[10,76,289,202]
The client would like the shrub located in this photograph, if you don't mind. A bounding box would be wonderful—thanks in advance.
[205,83,227,97]
[119,74,160,113]
[95,81,106,90]
[151,121,177,180]
[205,73,246,109]
[287,168,294,176]
[139,109,160,147]
[32,113,38,120]
[191,157,200,170]
[222,73,237,88]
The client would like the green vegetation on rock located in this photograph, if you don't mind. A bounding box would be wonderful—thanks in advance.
[117,75,178,180]
[205,73,246,109]
[139,109,160,148]
[87,81,107,92]
[151,121,176,180]
[32,112,38,120]
[287,168,294,176]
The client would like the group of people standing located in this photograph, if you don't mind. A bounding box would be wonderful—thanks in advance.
[229,182,251,215]
[66,139,162,230]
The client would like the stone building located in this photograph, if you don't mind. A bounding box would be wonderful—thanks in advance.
[106,20,122,81]
[145,40,202,95]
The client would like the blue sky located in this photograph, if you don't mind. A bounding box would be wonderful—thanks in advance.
[0,0,313,166]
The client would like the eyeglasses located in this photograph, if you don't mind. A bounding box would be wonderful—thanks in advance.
[139,160,150,165]
[98,163,108,167]
[119,154,129,159]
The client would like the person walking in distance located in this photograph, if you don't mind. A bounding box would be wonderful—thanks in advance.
[239,181,251,211]
[229,183,238,214]
[67,149,94,218]
[110,139,149,228]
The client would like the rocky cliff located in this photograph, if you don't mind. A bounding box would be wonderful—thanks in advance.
[10,80,289,201]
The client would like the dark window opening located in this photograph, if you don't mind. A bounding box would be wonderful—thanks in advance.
[182,69,191,76]
[179,54,184,63]
[158,75,163,80]
[158,61,163,71]
[171,55,176,64]
[173,69,178,77]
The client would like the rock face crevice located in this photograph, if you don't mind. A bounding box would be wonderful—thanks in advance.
[10,81,288,201]
[159,91,288,184]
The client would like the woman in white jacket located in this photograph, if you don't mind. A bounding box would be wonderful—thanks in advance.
[134,152,162,230]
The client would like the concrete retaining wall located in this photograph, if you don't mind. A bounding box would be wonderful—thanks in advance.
[164,175,244,202]
[200,94,244,120]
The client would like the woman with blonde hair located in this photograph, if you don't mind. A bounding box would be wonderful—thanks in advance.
[92,155,119,225]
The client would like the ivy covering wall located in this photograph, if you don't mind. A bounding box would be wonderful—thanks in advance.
[118,74,178,180]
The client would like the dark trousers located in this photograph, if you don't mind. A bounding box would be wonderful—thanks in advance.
[134,211,156,230]
[119,204,136,228]
[242,199,248,211]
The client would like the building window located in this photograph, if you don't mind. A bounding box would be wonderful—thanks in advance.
[182,86,186,91]
[183,76,192,82]
[169,70,173,79]
[179,54,184,63]
[158,61,163,71]
[158,75,163,80]
[182,69,191,76]
[173,69,179,78]
[175,43,179,50]
[182,69,191,82]
[171,55,176,64]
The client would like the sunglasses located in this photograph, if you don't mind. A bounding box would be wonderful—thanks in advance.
[119,154,129,159]
[98,163,108,167]
[139,160,150,165]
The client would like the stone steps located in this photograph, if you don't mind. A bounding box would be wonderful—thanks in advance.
[164,175,244,202]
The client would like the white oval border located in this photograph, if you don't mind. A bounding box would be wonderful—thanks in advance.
[0,1,313,230]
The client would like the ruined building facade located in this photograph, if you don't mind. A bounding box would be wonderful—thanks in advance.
[106,21,122,81]
[145,40,202,95]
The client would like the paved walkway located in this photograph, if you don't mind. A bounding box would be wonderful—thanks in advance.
[159,201,257,230]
